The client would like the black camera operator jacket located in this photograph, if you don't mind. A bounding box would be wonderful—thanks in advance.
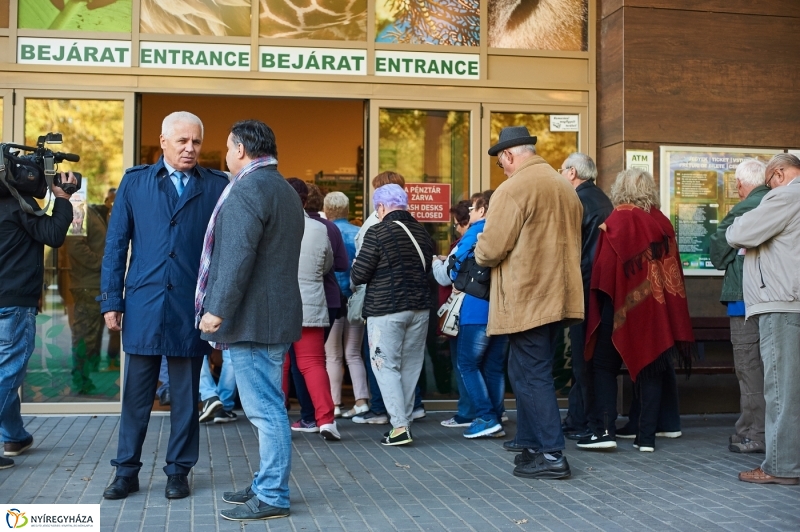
[0,195,73,308]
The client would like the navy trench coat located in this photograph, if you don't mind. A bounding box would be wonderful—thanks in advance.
[99,157,228,357]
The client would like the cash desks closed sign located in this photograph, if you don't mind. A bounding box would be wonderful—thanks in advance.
[405,184,451,223]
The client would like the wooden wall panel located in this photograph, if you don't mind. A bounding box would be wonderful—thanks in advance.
[620,0,798,17]
[623,7,800,147]
[600,0,623,18]
[596,141,623,192]
[597,8,623,148]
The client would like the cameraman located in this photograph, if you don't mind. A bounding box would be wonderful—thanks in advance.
[0,172,77,470]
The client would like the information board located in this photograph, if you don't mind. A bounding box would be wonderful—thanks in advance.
[660,146,779,276]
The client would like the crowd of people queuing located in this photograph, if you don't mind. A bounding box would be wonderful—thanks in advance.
[1,111,798,522]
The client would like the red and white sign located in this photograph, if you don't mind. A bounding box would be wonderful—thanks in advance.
[404,183,451,223]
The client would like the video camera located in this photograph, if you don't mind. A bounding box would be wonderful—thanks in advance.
[0,133,82,199]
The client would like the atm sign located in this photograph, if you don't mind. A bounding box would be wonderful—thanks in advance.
[405,183,451,223]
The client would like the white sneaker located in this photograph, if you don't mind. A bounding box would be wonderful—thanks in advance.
[320,422,341,441]
[633,443,655,452]
[411,407,426,420]
[334,406,342,418]
[655,431,682,438]
[341,403,369,419]
[440,417,471,428]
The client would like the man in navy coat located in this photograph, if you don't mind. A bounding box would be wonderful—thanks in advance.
[100,111,228,500]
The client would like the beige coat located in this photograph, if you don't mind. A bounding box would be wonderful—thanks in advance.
[475,155,584,335]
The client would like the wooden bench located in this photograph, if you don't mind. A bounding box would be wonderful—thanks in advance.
[690,317,735,375]
[617,317,735,376]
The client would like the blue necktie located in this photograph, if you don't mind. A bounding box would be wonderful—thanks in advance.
[172,171,186,196]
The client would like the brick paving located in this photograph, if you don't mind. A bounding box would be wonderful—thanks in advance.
[1,412,798,531]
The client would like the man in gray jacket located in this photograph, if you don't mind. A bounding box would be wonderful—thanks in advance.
[197,120,305,519]
[726,153,800,486]
[710,158,769,454]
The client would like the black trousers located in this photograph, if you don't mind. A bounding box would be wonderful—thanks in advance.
[566,320,590,431]
[112,354,203,478]
[624,361,681,435]
[588,295,681,446]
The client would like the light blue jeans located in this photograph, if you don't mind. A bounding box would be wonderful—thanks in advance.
[0,307,36,443]
[228,341,292,508]
[757,313,800,478]
[199,349,237,411]
[367,310,428,429]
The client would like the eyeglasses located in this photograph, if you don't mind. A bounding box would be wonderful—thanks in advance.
[495,151,506,169]
[766,168,781,188]
[558,167,572,173]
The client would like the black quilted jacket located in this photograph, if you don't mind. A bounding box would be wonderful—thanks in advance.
[350,209,434,318]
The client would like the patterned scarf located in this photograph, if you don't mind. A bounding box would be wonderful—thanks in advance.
[194,156,277,347]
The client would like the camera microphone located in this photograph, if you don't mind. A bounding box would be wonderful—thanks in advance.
[56,152,80,163]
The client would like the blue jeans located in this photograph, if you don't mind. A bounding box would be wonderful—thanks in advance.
[362,327,423,414]
[0,307,36,443]
[457,325,507,423]
[199,349,237,411]
[508,322,565,453]
[450,338,475,422]
[228,341,292,508]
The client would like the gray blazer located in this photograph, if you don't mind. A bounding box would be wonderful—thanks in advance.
[201,165,305,346]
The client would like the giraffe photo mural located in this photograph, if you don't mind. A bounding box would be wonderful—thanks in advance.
[260,0,368,40]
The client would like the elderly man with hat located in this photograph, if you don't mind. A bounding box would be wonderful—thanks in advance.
[474,127,584,479]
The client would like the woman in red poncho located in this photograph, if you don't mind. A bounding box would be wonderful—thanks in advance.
[579,169,694,453]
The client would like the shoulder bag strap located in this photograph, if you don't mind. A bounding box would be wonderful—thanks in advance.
[393,221,426,270]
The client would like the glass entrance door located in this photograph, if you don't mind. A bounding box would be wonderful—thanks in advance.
[368,100,479,403]
[482,104,587,190]
[13,91,135,413]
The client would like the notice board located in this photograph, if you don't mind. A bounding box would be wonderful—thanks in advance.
[659,146,779,276]
[404,183,451,223]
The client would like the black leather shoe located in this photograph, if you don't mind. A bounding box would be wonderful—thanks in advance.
[503,440,525,452]
[165,474,190,499]
[514,448,537,466]
[513,453,571,479]
[103,476,139,500]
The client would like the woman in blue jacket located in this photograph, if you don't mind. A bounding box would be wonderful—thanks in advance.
[450,192,509,438]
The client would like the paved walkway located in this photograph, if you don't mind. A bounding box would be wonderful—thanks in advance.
[2,412,798,531]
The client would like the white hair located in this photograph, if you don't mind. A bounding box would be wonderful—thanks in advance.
[563,152,597,181]
[162,111,204,139]
[735,158,766,188]
[323,191,350,219]
[508,144,536,156]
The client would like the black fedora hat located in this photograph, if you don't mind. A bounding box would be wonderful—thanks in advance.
[488,126,538,156]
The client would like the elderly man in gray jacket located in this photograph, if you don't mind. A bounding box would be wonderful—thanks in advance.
[726,153,800,486]
[197,120,305,519]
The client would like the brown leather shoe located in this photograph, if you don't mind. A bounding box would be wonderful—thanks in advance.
[738,467,799,485]
[4,435,33,457]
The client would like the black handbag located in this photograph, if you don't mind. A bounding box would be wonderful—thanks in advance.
[448,249,491,301]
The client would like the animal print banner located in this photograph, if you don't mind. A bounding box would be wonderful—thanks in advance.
[140,0,251,37]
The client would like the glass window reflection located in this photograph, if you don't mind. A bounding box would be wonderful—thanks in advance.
[489,112,578,190]
[23,99,124,403]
